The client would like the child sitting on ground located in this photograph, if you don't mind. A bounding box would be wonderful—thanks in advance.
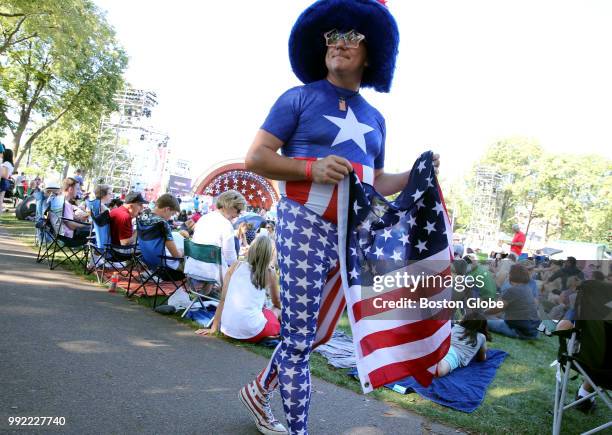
[435,312,491,377]
[197,235,281,343]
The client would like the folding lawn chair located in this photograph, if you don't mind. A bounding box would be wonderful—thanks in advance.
[551,280,612,435]
[180,239,223,318]
[47,195,91,271]
[126,219,185,309]
[86,199,136,283]
[35,194,90,270]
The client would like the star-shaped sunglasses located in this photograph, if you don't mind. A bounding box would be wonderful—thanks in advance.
[324,29,365,49]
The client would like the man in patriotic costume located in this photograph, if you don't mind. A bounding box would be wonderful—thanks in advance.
[241,1,442,434]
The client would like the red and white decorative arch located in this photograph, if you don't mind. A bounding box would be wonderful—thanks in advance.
[193,160,279,210]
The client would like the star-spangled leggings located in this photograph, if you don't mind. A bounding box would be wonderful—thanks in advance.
[256,198,343,435]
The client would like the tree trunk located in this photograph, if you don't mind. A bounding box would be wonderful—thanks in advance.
[525,201,536,236]
[62,163,69,180]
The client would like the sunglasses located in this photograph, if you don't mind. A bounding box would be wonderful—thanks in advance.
[324,29,365,49]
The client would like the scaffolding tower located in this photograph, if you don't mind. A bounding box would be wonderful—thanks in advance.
[467,166,504,249]
[90,88,162,192]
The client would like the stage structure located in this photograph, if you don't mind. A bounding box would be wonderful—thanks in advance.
[467,166,504,249]
[193,160,279,210]
[90,88,170,197]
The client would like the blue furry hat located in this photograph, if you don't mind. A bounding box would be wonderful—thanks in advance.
[289,0,399,93]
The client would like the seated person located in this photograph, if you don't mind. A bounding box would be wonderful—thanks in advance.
[500,259,538,298]
[547,276,582,319]
[90,184,113,215]
[486,264,540,339]
[546,257,584,290]
[555,318,596,413]
[495,252,517,289]
[463,255,497,300]
[199,235,281,342]
[51,177,89,238]
[435,311,490,377]
[177,218,196,239]
[139,193,183,270]
[186,190,247,282]
[109,192,147,247]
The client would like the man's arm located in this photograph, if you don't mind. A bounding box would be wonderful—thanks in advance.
[373,153,441,197]
[245,129,353,184]
[373,169,410,197]
[165,239,182,258]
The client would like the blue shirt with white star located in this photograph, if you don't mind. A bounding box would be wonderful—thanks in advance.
[261,79,386,169]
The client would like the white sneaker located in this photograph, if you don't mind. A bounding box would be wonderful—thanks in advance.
[239,380,288,435]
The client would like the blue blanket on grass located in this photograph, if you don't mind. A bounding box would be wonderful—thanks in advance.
[349,349,507,413]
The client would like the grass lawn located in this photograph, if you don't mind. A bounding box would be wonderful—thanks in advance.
[1,211,608,434]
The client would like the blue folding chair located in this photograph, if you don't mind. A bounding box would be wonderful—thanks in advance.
[86,199,136,283]
[126,219,185,308]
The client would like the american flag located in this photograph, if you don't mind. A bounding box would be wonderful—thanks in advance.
[337,151,454,392]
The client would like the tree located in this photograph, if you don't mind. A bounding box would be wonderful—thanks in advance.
[469,138,612,245]
[30,109,102,177]
[0,0,127,169]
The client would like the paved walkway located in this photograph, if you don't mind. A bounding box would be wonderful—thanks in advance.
[0,225,461,434]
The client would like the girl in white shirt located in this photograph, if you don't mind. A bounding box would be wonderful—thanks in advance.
[201,235,281,342]
[0,148,15,214]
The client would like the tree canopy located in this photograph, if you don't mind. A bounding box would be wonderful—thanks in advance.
[0,0,127,170]
[467,137,611,245]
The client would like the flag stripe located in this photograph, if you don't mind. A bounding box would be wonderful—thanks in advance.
[359,319,448,358]
[367,333,451,389]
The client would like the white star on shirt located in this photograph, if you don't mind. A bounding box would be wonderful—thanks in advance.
[323,107,374,154]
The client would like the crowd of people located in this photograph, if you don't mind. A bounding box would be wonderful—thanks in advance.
[448,230,610,413]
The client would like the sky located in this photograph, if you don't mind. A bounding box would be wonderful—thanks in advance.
[94,0,612,182]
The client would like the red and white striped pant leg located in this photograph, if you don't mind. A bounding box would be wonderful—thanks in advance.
[256,264,345,393]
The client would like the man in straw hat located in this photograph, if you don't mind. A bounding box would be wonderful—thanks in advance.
[242,1,440,433]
